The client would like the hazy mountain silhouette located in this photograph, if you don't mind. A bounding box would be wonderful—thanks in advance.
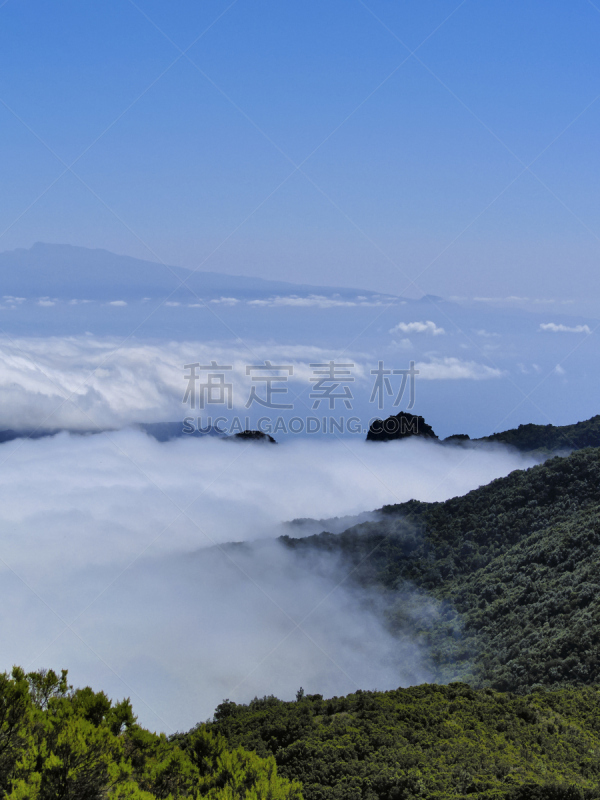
[0,243,400,302]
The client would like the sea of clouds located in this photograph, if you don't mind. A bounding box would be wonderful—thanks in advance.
[0,429,538,731]
[0,335,505,432]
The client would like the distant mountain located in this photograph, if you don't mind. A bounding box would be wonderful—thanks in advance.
[0,242,400,303]
[281,446,600,694]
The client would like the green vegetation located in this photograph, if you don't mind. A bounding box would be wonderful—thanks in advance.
[9,434,600,799]
[281,447,600,692]
[477,414,600,454]
[196,683,600,800]
[12,666,600,800]
[0,667,301,799]
[205,443,600,799]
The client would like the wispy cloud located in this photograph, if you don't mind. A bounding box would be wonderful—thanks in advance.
[248,295,397,309]
[539,322,591,334]
[473,296,529,303]
[390,338,412,350]
[389,321,445,336]
[0,337,369,429]
[469,296,574,307]
[415,357,505,380]
[475,329,500,338]
[209,297,240,306]
[0,337,506,431]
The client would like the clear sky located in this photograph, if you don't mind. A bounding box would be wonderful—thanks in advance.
[1,0,599,305]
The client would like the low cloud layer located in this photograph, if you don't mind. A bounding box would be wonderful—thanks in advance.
[0,336,507,432]
[0,431,538,731]
[248,294,397,309]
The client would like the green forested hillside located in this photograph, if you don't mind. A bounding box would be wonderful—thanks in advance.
[476,415,600,453]
[198,684,600,800]
[11,441,600,799]
[281,447,600,692]
[0,667,301,800]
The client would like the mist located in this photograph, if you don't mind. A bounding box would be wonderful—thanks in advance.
[0,431,538,731]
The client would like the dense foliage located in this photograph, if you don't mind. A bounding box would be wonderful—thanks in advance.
[281,447,600,692]
[198,683,600,800]
[0,667,302,799]
[477,415,600,454]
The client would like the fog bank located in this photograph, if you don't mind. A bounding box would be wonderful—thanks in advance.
[0,432,538,730]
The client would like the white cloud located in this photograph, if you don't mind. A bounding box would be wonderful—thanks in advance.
[209,297,240,306]
[539,322,591,334]
[472,297,575,308]
[390,338,412,350]
[0,432,537,731]
[248,295,396,309]
[0,337,373,430]
[108,300,127,307]
[415,357,505,380]
[389,321,445,336]
[555,364,566,375]
[473,296,529,303]
[37,298,56,307]
[0,338,508,432]
[475,329,500,338]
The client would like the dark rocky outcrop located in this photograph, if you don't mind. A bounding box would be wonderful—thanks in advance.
[0,428,102,444]
[366,412,438,442]
[443,433,470,444]
[230,430,277,444]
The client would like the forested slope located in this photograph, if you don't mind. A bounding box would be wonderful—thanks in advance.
[199,683,600,800]
[477,415,600,453]
[281,447,600,692]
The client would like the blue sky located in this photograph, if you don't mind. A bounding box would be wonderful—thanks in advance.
[1,0,600,305]
[1,2,600,721]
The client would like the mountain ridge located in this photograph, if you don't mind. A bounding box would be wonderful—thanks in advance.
[363,412,600,455]
[0,242,403,302]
